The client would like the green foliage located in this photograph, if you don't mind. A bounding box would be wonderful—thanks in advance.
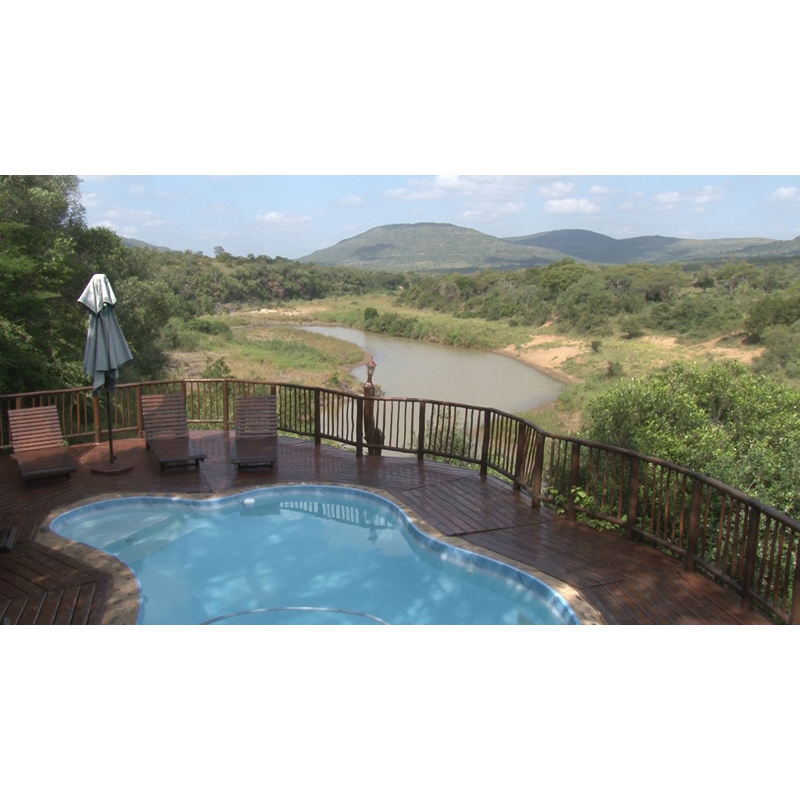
[745,291,800,340]
[151,249,405,318]
[582,361,800,516]
[363,306,379,323]
[752,325,800,379]
[555,275,615,334]
[0,176,175,393]
[201,357,234,379]
[647,292,744,340]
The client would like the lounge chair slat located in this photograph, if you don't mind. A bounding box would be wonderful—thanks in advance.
[231,395,279,469]
[141,394,206,470]
[7,407,76,483]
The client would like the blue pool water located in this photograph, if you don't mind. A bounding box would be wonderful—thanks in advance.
[50,486,579,625]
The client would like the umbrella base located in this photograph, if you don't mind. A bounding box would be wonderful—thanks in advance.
[88,457,134,476]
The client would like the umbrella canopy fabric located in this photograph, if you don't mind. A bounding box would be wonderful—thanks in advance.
[78,274,133,393]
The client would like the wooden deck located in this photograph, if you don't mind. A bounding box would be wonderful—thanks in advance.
[0,431,771,625]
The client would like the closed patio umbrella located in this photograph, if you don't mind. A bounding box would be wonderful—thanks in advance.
[78,274,133,470]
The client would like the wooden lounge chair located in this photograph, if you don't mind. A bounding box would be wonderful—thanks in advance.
[7,406,77,483]
[231,394,278,470]
[141,394,207,470]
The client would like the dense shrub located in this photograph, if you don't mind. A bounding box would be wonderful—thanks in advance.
[582,361,800,516]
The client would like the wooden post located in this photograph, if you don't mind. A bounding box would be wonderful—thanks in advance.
[15,396,23,409]
[686,479,703,572]
[789,543,800,624]
[566,442,581,522]
[356,396,364,458]
[625,456,640,541]
[136,385,144,438]
[92,394,102,444]
[314,389,321,446]
[513,423,528,492]
[418,402,426,462]
[222,381,229,434]
[741,506,761,610]
[480,409,492,476]
[531,431,545,509]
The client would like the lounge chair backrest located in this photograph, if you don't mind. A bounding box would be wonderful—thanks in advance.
[141,394,189,440]
[8,406,66,453]
[235,395,278,439]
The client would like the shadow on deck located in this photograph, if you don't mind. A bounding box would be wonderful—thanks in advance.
[0,431,771,625]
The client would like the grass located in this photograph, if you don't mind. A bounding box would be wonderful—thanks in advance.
[167,315,366,390]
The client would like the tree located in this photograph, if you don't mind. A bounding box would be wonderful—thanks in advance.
[581,361,800,516]
[0,176,174,393]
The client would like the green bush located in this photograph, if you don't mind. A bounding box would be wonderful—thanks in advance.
[582,361,800,516]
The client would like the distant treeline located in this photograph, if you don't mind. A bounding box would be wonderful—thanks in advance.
[395,256,800,382]
[154,247,405,317]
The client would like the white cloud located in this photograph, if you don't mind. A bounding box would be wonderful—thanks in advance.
[433,175,464,189]
[105,208,168,227]
[336,194,364,206]
[543,198,600,214]
[655,185,723,205]
[81,192,103,209]
[539,181,574,198]
[771,186,799,203]
[589,185,619,196]
[498,201,525,215]
[257,211,312,225]
[128,184,146,195]
[617,201,635,211]
[96,220,116,230]
[382,186,445,201]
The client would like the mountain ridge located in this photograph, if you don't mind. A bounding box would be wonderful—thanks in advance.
[299,223,800,271]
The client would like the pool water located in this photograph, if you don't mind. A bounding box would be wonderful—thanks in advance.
[50,486,579,625]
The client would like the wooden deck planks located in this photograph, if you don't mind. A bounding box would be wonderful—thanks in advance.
[0,431,774,625]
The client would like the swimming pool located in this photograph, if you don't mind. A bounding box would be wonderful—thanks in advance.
[50,485,580,625]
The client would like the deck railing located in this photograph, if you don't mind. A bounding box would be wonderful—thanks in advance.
[2,378,799,624]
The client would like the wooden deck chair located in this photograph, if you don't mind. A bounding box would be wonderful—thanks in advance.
[231,394,278,469]
[141,394,207,470]
[7,406,77,483]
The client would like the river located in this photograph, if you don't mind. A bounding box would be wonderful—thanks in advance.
[300,326,563,414]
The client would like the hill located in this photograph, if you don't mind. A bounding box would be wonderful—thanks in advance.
[505,229,800,264]
[121,237,172,253]
[299,223,568,272]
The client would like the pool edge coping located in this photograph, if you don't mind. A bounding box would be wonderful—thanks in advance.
[39,482,605,626]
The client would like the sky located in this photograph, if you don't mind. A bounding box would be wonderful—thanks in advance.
[78,175,800,261]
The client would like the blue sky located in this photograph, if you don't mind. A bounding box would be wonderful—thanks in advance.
[79,175,800,261]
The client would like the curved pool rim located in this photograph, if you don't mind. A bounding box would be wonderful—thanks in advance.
[46,483,589,625]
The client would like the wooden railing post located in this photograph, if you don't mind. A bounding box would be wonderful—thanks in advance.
[566,442,581,522]
[741,506,761,610]
[356,396,364,458]
[314,389,321,446]
[686,479,703,572]
[136,385,144,438]
[92,394,102,444]
[418,402,426,462]
[480,409,492,476]
[625,456,640,541]
[513,423,528,492]
[531,431,545,509]
[790,544,800,624]
[222,381,229,434]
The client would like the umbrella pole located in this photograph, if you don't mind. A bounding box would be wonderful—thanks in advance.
[105,376,115,464]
